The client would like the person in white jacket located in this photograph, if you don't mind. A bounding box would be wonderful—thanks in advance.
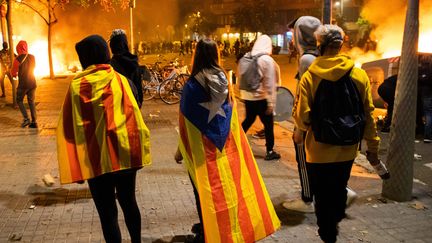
[238,34,281,161]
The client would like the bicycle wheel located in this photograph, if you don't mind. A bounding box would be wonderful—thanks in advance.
[159,78,184,105]
[142,73,159,100]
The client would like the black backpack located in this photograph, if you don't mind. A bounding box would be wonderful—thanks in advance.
[311,68,365,145]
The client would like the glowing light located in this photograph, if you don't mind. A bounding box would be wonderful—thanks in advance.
[28,40,66,77]
[222,33,228,38]
[419,31,432,53]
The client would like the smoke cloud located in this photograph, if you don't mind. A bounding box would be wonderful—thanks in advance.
[11,0,180,74]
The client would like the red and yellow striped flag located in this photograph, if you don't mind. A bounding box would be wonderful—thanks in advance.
[56,64,150,184]
[178,78,280,243]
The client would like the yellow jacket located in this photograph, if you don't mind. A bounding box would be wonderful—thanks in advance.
[293,54,380,163]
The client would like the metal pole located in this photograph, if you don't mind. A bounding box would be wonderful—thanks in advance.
[341,0,343,17]
[382,0,419,202]
[129,7,134,54]
[323,0,332,24]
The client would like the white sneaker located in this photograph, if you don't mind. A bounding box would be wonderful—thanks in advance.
[282,199,315,213]
[346,187,358,208]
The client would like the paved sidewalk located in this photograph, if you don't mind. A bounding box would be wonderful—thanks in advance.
[0,77,431,243]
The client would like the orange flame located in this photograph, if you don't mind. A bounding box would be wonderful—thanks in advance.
[28,40,66,77]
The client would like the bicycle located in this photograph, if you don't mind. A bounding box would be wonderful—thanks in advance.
[159,69,190,105]
[141,65,162,100]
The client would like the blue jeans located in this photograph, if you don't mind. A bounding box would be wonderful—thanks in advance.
[423,97,432,140]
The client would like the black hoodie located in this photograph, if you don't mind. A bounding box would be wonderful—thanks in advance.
[109,34,143,106]
[75,35,110,70]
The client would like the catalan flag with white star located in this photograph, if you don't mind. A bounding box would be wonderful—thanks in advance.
[178,75,280,243]
[56,64,151,184]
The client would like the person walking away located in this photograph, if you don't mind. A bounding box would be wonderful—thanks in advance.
[11,40,37,128]
[283,16,361,213]
[0,42,14,99]
[293,25,384,243]
[109,29,143,108]
[238,34,281,161]
[419,55,432,143]
[56,35,151,243]
[179,40,185,56]
[284,16,322,213]
[175,38,280,243]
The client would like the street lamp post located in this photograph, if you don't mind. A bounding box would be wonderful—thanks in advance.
[129,0,135,54]
[323,0,332,24]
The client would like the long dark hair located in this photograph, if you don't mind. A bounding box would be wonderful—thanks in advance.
[190,38,222,77]
[189,38,233,103]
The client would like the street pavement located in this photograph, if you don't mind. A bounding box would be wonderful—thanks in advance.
[0,74,431,243]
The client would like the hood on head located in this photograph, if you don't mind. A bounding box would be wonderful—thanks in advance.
[75,35,110,70]
[308,55,354,81]
[109,30,129,55]
[16,40,28,55]
[293,16,321,55]
[251,35,272,56]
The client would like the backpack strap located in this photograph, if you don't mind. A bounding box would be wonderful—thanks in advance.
[18,54,28,65]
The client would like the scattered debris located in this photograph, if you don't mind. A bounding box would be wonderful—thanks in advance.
[149,113,160,118]
[181,180,189,185]
[413,178,428,186]
[424,163,432,170]
[42,174,55,187]
[8,233,22,241]
[366,197,373,202]
[377,198,388,204]
[414,154,422,160]
[371,204,378,208]
[410,201,428,210]
[29,205,36,209]
[151,207,157,210]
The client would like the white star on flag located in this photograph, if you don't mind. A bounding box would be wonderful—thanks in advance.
[199,100,226,123]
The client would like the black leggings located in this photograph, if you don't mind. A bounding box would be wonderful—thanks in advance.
[241,99,275,152]
[88,169,141,243]
[307,160,353,243]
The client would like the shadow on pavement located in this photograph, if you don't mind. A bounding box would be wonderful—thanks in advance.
[25,185,92,206]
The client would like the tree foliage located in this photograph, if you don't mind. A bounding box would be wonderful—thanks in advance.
[233,0,276,34]
[62,0,131,11]
[186,10,217,36]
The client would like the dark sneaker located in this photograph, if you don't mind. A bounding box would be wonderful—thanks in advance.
[265,150,281,161]
[424,138,432,144]
[29,122,38,128]
[21,119,31,128]
[252,129,265,139]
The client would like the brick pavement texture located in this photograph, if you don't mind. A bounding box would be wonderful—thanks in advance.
[0,77,431,243]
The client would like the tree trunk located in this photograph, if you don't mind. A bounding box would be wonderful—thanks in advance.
[6,0,16,106]
[48,0,54,79]
[382,0,419,202]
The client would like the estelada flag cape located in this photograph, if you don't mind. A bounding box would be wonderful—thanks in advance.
[178,77,280,243]
[56,64,150,184]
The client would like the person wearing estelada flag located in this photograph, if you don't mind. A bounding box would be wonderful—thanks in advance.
[177,38,280,243]
[56,35,150,243]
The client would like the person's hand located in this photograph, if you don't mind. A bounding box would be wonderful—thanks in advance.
[366,151,380,165]
[292,129,304,144]
[265,105,273,115]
